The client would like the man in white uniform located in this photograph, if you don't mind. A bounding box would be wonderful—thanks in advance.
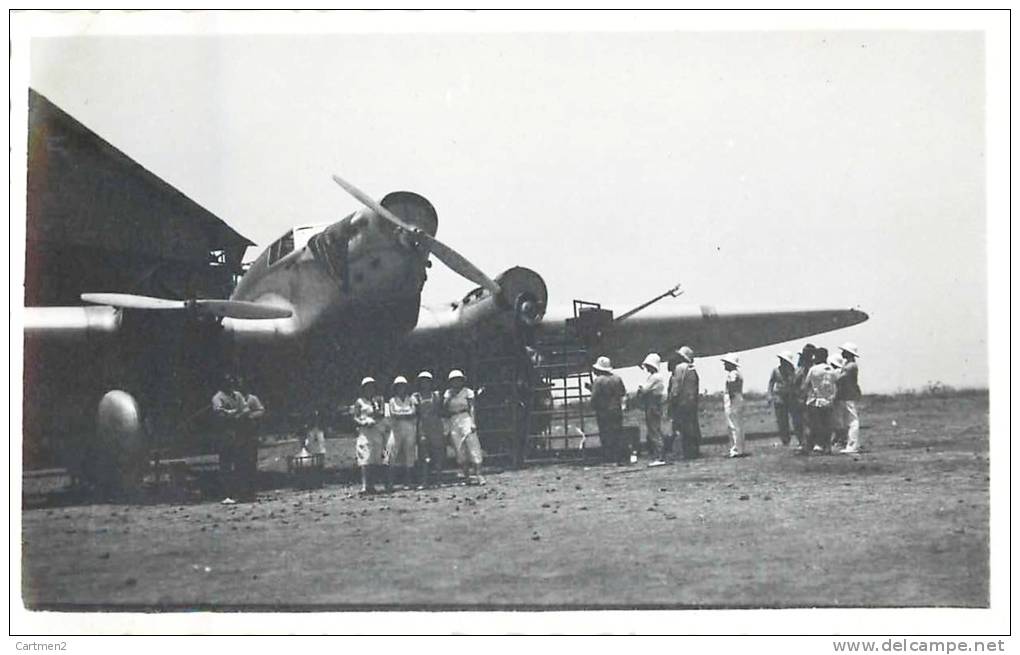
[721,353,746,458]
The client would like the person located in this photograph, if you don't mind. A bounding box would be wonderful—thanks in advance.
[668,345,702,459]
[828,355,847,450]
[385,376,418,491]
[721,354,747,457]
[590,355,628,465]
[791,343,816,450]
[237,380,265,493]
[413,371,446,487]
[443,370,485,485]
[801,347,838,455]
[635,353,668,467]
[767,351,798,446]
[352,377,387,494]
[837,342,863,454]
[212,374,264,503]
[303,409,327,457]
[212,374,247,503]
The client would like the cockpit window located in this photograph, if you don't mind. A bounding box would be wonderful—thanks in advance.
[462,287,486,304]
[268,230,295,266]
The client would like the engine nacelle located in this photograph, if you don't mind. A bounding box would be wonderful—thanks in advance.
[453,266,548,334]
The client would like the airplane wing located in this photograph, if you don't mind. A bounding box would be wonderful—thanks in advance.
[23,295,296,344]
[538,305,868,369]
[23,305,122,341]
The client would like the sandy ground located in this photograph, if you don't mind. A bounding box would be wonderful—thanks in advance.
[21,391,988,610]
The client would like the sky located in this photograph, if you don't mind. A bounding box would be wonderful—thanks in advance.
[25,27,988,394]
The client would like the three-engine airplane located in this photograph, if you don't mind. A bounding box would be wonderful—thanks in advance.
[22,176,867,490]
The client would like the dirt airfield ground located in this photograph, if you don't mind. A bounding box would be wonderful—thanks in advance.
[21,391,988,610]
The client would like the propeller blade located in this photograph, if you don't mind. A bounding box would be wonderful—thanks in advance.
[193,299,293,320]
[331,174,503,298]
[424,237,503,298]
[81,293,293,320]
[81,293,185,310]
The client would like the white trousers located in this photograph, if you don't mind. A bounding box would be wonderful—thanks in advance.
[839,400,861,451]
[724,393,745,455]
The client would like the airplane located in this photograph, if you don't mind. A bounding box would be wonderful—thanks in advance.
[22,175,868,491]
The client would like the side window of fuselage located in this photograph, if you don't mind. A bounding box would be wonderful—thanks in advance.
[268,230,295,267]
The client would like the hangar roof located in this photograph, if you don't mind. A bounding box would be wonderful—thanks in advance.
[26,89,253,262]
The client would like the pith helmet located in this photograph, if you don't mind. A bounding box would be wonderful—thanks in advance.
[592,356,613,373]
[448,369,465,381]
[360,376,376,387]
[829,355,845,369]
[416,371,433,380]
[677,346,695,362]
[641,353,661,371]
[393,375,408,386]
[778,351,796,366]
[840,342,861,359]
[720,353,740,367]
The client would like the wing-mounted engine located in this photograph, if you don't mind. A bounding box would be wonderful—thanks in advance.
[449,266,548,338]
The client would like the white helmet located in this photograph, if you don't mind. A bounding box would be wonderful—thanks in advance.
[840,342,861,359]
[720,353,740,367]
[392,375,408,386]
[641,352,661,371]
[416,371,433,380]
[360,376,376,387]
[778,351,796,367]
[448,369,465,380]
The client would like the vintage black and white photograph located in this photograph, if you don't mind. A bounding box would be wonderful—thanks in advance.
[10,9,1008,637]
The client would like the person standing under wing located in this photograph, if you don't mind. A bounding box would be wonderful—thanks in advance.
[212,374,248,504]
[352,377,387,494]
[792,343,816,451]
[444,370,485,486]
[636,352,668,467]
[385,376,418,491]
[590,356,629,465]
[721,353,747,458]
[768,351,798,446]
[668,345,702,460]
[413,371,446,488]
[234,377,265,502]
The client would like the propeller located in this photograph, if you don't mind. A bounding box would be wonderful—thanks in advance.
[81,293,293,320]
[331,175,503,299]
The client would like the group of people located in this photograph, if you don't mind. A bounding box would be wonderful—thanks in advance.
[590,340,863,465]
[211,374,266,503]
[590,344,704,465]
[212,340,863,502]
[351,369,484,494]
[768,341,863,455]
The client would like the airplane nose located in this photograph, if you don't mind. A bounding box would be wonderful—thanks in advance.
[850,308,869,324]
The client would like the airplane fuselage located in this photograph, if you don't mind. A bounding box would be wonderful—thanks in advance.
[218,191,443,416]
